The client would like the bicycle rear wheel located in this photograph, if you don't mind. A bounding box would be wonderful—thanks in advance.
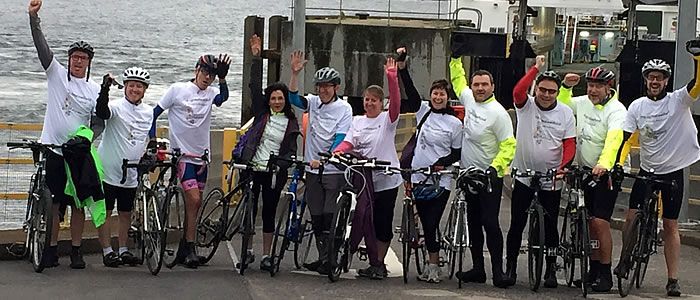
[130,190,145,266]
[328,194,351,282]
[31,184,53,273]
[560,206,575,287]
[401,201,411,283]
[527,204,545,292]
[577,209,591,297]
[195,188,227,264]
[618,213,642,297]
[294,218,314,269]
[443,205,457,280]
[163,187,184,269]
[270,196,293,277]
[144,189,167,275]
[238,194,253,275]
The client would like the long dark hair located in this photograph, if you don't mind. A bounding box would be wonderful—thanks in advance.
[264,82,297,120]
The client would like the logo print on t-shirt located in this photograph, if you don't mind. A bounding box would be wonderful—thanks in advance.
[63,95,72,116]
[185,106,195,124]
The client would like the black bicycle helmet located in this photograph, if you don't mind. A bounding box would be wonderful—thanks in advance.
[313,67,341,85]
[585,67,616,85]
[67,41,94,82]
[456,167,488,194]
[535,71,561,87]
[642,59,672,78]
[196,54,219,74]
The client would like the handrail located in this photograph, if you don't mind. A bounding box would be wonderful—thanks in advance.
[452,7,482,31]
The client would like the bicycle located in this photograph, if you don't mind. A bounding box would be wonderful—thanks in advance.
[615,170,675,298]
[558,166,596,297]
[443,166,492,288]
[319,152,391,282]
[6,140,61,273]
[510,168,557,292]
[194,159,267,275]
[119,147,173,275]
[144,148,208,270]
[267,154,314,276]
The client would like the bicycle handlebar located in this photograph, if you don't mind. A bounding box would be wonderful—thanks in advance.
[7,141,62,150]
[510,167,557,191]
[318,151,392,168]
[620,171,677,190]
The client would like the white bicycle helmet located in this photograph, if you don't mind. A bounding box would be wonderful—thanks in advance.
[313,67,341,85]
[642,59,672,78]
[122,67,151,87]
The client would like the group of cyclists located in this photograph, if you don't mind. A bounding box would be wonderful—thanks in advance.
[23,0,700,297]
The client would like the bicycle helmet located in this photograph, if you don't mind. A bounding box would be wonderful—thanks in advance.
[196,54,219,75]
[642,59,672,78]
[68,41,94,59]
[122,67,151,87]
[67,40,94,82]
[456,167,488,194]
[313,67,341,85]
[535,71,561,87]
[585,67,616,85]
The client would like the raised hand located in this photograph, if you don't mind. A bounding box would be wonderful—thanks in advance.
[217,53,231,79]
[396,47,407,70]
[250,34,262,57]
[563,73,580,87]
[384,57,397,74]
[290,50,307,75]
[28,0,41,16]
[535,55,546,71]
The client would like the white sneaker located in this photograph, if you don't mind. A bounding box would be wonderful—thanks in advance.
[417,265,431,282]
[418,264,441,283]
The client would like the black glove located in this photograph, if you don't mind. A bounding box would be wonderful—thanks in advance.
[101,74,114,89]
[217,54,230,79]
[687,39,700,56]
[611,164,625,191]
[397,50,407,62]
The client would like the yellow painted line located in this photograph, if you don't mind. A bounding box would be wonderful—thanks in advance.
[0,123,43,131]
[0,193,27,200]
[2,158,34,164]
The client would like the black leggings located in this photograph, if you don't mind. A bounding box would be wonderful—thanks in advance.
[374,187,399,243]
[466,176,504,267]
[251,171,282,233]
[416,189,450,253]
[506,180,561,262]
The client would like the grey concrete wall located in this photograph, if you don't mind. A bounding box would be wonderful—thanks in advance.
[279,20,452,100]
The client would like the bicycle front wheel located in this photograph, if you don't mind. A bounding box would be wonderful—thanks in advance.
[31,184,53,273]
[400,200,412,284]
[527,204,545,292]
[195,188,227,264]
[270,195,293,277]
[635,214,657,289]
[328,194,351,282]
[130,189,145,266]
[560,205,575,287]
[144,189,167,275]
[577,209,591,297]
[163,187,184,269]
[238,194,253,275]
[618,213,642,297]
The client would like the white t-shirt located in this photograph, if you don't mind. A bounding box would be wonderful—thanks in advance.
[623,88,700,174]
[252,113,287,167]
[302,95,353,174]
[40,58,100,152]
[158,81,219,165]
[98,98,154,188]
[344,111,402,192]
[411,103,463,189]
[512,96,575,190]
[566,95,627,168]
[458,90,514,171]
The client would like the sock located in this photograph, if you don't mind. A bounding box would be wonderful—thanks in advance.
[119,247,128,255]
[103,247,114,256]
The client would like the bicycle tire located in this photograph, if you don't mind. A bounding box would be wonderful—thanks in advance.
[270,195,293,277]
[527,204,545,292]
[239,193,253,275]
[295,219,314,269]
[635,213,657,289]
[578,209,590,297]
[131,190,145,266]
[163,187,183,269]
[401,201,411,284]
[618,213,642,297]
[561,204,575,287]
[444,206,458,280]
[328,194,351,282]
[144,189,167,275]
[31,184,52,273]
[195,188,227,264]
[22,180,36,261]
[456,206,467,289]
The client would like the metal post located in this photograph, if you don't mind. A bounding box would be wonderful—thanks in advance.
[675,0,698,223]
[571,15,578,64]
[516,0,529,41]
[626,1,638,42]
[563,11,569,63]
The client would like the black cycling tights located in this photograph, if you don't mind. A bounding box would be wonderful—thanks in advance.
[506,180,561,263]
[416,190,450,253]
[466,177,504,268]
